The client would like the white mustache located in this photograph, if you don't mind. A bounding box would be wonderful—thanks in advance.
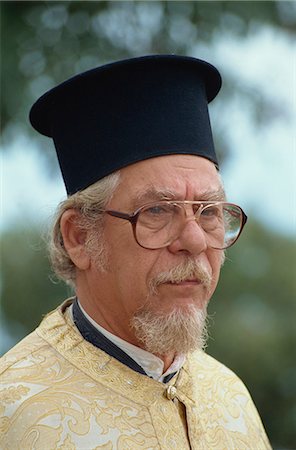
[149,259,212,295]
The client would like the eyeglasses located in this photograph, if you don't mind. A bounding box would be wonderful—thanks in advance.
[105,201,247,250]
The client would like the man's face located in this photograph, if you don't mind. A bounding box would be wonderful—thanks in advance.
[84,155,224,347]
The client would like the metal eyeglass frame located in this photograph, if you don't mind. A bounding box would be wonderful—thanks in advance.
[104,200,248,250]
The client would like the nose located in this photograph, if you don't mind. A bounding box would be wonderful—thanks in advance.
[167,218,208,256]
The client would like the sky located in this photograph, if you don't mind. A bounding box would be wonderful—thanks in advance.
[1,25,296,239]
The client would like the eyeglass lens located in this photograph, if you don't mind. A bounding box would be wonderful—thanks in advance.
[135,203,243,250]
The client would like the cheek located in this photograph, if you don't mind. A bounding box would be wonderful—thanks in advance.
[107,220,162,271]
[108,238,161,293]
[208,251,223,288]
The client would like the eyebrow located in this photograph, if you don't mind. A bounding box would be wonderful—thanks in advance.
[132,185,226,209]
[132,187,177,209]
[197,186,226,202]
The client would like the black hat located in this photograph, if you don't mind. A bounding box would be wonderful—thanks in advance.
[29,55,222,195]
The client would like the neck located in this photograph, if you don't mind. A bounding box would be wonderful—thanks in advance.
[156,353,175,373]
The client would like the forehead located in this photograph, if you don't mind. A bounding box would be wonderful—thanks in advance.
[111,155,224,206]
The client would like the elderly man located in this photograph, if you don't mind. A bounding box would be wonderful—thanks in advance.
[0,55,271,449]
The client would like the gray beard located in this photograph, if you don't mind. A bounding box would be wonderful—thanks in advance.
[131,304,208,356]
[131,258,212,355]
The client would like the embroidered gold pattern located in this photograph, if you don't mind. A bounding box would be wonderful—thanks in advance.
[0,300,271,449]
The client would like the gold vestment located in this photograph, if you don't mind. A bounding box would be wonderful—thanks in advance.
[0,301,271,449]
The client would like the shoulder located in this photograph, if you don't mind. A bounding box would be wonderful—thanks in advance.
[0,301,72,379]
[183,350,258,407]
[187,349,246,383]
[184,350,264,422]
[0,328,59,422]
[0,330,50,375]
[180,352,271,448]
[0,303,77,420]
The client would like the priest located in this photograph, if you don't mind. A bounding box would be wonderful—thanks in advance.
[0,55,271,449]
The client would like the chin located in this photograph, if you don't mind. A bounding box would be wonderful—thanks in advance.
[156,293,209,314]
[131,303,208,355]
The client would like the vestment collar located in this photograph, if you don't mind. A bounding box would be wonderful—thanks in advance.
[72,299,184,382]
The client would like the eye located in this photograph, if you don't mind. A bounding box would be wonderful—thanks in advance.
[143,204,173,217]
[138,203,176,230]
[201,205,220,218]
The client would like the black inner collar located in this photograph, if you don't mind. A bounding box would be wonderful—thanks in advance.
[72,299,176,383]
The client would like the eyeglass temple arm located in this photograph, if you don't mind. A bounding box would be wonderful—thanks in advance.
[106,210,138,225]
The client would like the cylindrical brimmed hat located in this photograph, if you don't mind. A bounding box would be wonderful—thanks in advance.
[29,54,222,195]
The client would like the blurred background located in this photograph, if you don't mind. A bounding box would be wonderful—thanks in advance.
[1,1,295,448]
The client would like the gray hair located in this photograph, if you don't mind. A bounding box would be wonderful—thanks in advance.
[48,172,120,285]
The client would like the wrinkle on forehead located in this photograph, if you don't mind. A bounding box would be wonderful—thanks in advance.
[116,155,225,210]
[132,186,177,209]
[132,184,226,209]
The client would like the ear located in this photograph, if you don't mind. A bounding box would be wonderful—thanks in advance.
[60,209,91,271]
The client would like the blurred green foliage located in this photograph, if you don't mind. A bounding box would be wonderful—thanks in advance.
[1,1,296,165]
[0,225,72,339]
[208,221,296,448]
[1,1,296,449]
